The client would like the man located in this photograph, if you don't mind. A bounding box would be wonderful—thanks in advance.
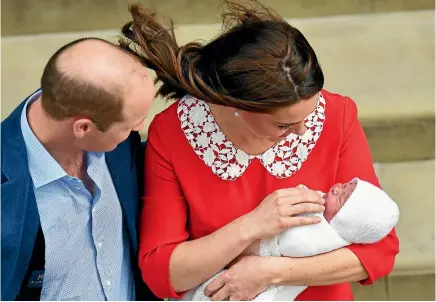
[1,37,158,301]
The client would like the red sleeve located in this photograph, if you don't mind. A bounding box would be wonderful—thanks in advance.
[139,114,188,298]
[335,97,400,285]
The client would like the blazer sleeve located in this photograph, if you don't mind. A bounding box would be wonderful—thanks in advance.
[335,97,400,285]
[138,114,189,298]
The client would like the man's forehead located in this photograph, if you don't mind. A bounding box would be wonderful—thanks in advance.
[122,75,153,114]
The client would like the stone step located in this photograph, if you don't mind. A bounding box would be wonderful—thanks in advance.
[2,0,434,36]
[353,159,435,300]
[352,274,435,301]
[375,160,435,277]
[1,10,434,162]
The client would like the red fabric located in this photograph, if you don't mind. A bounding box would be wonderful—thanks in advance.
[139,90,400,300]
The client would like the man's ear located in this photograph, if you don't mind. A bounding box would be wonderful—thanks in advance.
[73,118,94,138]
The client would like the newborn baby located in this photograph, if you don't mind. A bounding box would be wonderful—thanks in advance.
[182,178,400,301]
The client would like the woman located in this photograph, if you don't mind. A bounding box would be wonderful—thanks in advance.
[120,1,399,300]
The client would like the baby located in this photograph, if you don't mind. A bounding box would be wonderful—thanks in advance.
[182,178,400,301]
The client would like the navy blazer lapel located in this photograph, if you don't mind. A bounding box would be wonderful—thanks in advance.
[105,138,139,255]
[1,178,39,300]
[1,100,40,301]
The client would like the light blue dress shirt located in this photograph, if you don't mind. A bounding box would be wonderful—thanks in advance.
[20,90,135,301]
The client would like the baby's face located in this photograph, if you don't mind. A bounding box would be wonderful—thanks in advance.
[323,180,358,222]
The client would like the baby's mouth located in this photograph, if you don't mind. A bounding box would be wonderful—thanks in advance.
[315,190,328,203]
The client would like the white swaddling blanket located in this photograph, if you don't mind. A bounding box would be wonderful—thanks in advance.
[181,179,400,301]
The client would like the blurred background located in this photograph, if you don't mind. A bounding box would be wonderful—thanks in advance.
[1,0,435,300]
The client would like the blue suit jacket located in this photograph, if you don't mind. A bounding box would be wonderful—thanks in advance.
[1,93,158,301]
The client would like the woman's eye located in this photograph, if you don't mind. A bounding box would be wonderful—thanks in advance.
[278,125,292,130]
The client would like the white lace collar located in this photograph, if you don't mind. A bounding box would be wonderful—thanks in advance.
[177,93,326,180]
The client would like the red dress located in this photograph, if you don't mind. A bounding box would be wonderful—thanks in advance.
[139,90,399,300]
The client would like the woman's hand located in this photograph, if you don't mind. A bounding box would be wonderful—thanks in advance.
[242,187,325,241]
[204,255,274,301]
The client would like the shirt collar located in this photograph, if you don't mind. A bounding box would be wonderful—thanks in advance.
[21,90,67,188]
[86,151,106,189]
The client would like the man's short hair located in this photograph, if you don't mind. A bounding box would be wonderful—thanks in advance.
[40,37,123,132]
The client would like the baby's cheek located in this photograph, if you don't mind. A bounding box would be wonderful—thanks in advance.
[324,203,340,222]
[323,209,333,222]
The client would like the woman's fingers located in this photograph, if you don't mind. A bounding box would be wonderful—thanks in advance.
[280,202,325,217]
[250,185,326,239]
[210,285,230,301]
[204,275,226,298]
[275,187,324,201]
[275,191,325,206]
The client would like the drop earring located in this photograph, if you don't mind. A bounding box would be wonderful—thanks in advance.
[234,110,239,117]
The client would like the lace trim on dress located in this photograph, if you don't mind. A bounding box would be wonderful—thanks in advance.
[177,94,326,180]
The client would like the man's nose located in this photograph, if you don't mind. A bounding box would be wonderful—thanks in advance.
[132,120,146,132]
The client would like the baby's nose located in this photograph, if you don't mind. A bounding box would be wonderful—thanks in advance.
[331,185,343,195]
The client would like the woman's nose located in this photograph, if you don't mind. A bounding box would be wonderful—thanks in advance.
[294,123,307,136]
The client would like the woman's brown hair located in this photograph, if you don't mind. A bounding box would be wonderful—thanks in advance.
[119,0,324,112]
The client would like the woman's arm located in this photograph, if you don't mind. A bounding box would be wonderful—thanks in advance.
[168,216,255,293]
[204,247,367,301]
[269,247,367,286]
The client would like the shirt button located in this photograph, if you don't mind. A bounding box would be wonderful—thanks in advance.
[106,280,111,286]
[97,242,102,248]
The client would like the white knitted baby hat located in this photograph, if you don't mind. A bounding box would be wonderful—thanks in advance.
[330,179,400,244]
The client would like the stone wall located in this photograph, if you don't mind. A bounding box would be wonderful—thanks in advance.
[2,0,435,36]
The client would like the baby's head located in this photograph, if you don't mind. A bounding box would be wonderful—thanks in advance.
[323,179,358,222]
[327,178,400,244]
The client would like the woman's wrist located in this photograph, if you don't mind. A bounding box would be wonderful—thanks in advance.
[237,213,260,242]
[266,257,288,286]
[253,256,288,286]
